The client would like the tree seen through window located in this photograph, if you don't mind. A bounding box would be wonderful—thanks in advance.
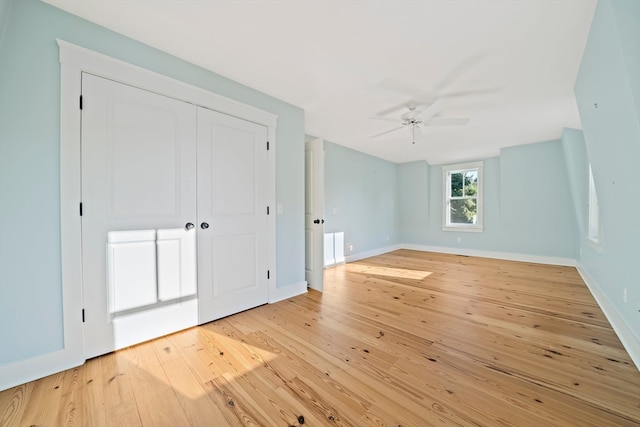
[449,170,478,224]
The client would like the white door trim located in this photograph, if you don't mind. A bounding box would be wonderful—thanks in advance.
[0,40,277,390]
[0,61,86,392]
[57,40,277,128]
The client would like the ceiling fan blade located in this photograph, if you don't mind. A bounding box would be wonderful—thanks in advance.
[414,99,445,120]
[377,79,435,100]
[433,53,485,92]
[400,109,418,121]
[370,126,405,139]
[376,101,411,117]
[400,99,444,121]
[375,80,439,115]
[424,117,470,127]
[439,86,501,98]
[369,116,400,123]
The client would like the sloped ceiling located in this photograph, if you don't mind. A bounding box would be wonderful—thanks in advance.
[43,0,596,165]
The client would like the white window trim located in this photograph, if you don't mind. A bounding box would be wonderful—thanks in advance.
[587,164,603,251]
[442,161,484,232]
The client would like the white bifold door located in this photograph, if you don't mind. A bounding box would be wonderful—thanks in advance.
[81,73,268,359]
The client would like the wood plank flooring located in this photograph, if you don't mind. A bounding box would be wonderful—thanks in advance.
[1,250,639,426]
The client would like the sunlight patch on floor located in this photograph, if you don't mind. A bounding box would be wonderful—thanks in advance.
[344,264,432,280]
[119,330,279,401]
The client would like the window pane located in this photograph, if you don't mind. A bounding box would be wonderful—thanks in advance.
[442,161,483,231]
[450,172,463,197]
[450,199,477,224]
[464,171,478,196]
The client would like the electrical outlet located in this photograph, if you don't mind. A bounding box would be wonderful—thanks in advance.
[347,243,353,253]
[623,288,627,303]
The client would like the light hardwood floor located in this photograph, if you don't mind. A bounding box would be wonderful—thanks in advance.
[1,250,639,426]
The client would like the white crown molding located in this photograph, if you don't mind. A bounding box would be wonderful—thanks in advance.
[56,39,278,128]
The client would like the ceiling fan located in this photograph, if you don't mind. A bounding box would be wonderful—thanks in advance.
[370,99,469,144]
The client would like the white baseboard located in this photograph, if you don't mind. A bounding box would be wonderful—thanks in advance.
[401,244,577,267]
[344,244,403,263]
[0,348,84,392]
[269,281,307,304]
[576,265,640,371]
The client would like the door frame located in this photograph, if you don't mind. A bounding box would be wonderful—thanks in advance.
[59,40,277,361]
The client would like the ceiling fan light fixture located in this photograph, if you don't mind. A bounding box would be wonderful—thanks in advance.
[369,99,468,144]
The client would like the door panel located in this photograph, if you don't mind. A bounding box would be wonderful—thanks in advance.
[210,126,256,215]
[81,73,198,359]
[197,107,268,324]
[106,229,158,313]
[305,138,324,291]
[109,99,180,217]
[157,228,197,301]
[213,234,256,294]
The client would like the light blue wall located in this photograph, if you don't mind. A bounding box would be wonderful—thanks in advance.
[323,141,398,256]
[397,160,430,240]
[610,0,639,120]
[0,0,304,365]
[499,141,578,258]
[0,0,10,41]
[397,140,578,259]
[574,0,640,343]
[324,137,577,260]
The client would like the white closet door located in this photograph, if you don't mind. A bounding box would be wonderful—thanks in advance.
[197,107,269,324]
[81,73,198,359]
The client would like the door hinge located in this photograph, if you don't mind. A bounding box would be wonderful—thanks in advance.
[82,309,85,323]
[267,206,270,215]
[79,95,83,110]
[266,141,270,151]
[267,270,270,279]
[79,202,83,216]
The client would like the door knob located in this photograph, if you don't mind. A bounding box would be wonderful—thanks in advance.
[185,222,195,230]
[201,222,209,229]
[313,219,320,224]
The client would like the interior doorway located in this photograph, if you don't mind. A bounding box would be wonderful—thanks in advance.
[304,138,325,291]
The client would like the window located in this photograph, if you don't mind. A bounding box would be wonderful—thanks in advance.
[442,161,483,232]
[588,164,601,243]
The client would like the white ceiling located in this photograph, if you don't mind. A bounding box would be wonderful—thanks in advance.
[43,0,596,165]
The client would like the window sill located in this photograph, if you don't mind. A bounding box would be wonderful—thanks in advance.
[442,226,483,233]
